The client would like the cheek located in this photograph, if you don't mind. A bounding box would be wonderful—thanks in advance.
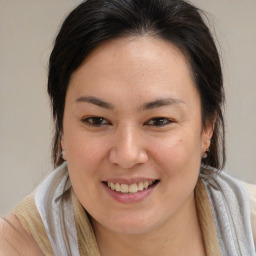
[149,131,202,176]
[65,134,107,196]
[64,133,110,194]
[66,131,107,165]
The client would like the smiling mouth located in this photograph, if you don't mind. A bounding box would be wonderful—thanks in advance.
[103,180,160,194]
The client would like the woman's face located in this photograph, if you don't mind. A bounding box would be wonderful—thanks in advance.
[62,36,212,235]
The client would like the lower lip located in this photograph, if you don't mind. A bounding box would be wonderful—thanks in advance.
[102,182,159,203]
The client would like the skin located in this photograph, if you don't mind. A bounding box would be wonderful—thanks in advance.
[61,36,213,256]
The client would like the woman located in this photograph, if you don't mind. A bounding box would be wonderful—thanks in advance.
[0,0,255,255]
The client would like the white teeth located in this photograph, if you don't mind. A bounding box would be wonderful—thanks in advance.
[107,180,156,193]
[120,184,129,193]
[143,181,149,189]
[138,182,144,191]
[128,183,138,193]
[115,183,121,192]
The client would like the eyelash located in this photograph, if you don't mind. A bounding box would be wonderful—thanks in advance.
[81,116,173,127]
[145,117,173,126]
[81,116,111,126]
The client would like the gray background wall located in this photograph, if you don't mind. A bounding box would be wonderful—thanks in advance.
[0,0,255,215]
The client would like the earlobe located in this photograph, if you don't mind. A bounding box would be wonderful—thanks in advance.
[61,150,67,160]
[201,136,211,158]
[61,135,67,161]
[202,148,210,159]
[201,117,216,156]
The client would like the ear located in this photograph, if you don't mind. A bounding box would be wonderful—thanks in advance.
[61,134,67,160]
[61,134,65,150]
[201,115,216,155]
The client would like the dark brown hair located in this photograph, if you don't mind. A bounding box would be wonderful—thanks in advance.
[48,0,225,169]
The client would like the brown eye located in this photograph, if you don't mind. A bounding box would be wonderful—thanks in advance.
[146,117,172,126]
[82,116,110,126]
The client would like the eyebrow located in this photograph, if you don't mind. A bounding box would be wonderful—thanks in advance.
[75,96,114,110]
[140,98,185,111]
[75,96,184,110]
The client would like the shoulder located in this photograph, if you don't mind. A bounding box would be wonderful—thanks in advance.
[243,182,256,245]
[0,214,43,256]
[243,181,256,202]
[202,169,256,244]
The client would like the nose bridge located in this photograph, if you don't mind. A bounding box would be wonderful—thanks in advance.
[109,123,148,168]
[120,124,138,153]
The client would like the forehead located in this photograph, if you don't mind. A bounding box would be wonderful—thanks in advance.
[67,36,198,107]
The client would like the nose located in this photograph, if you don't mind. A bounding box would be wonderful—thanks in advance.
[109,125,148,169]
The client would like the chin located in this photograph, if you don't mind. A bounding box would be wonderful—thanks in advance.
[110,223,156,235]
[97,211,164,235]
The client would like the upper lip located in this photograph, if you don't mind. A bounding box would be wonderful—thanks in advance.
[103,178,159,185]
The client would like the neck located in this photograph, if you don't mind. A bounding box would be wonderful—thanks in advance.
[92,193,206,256]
